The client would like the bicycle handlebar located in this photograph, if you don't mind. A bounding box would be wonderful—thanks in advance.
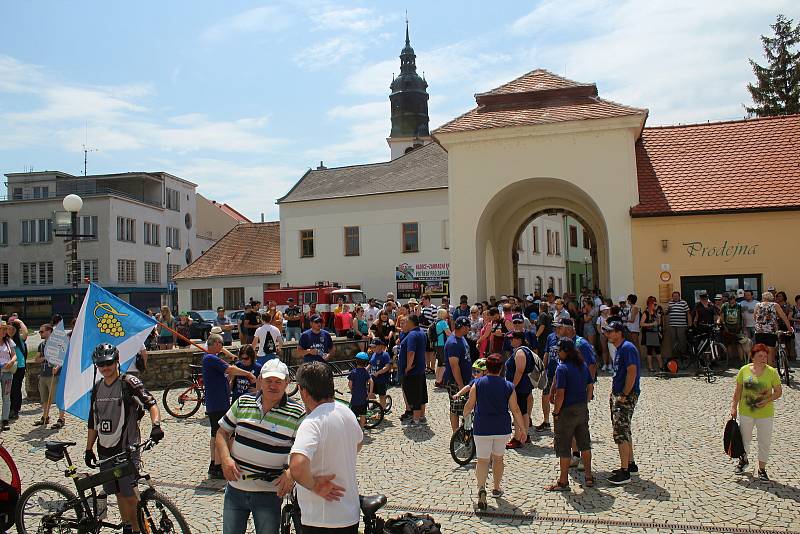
[90,439,156,469]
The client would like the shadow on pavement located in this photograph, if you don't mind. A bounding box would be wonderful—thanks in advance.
[475,496,535,523]
[401,426,435,442]
[623,476,671,501]
[735,478,800,503]
[563,485,616,513]
[514,444,550,458]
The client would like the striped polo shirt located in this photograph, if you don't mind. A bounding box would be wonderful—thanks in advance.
[219,393,305,492]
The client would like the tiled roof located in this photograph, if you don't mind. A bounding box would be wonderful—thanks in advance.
[434,69,646,135]
[172,222,280,280]
[211,200,251,223]
[633,114,800,216]
[278,142,447,203]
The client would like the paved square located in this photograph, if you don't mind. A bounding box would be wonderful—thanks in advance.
[7,369,799,533]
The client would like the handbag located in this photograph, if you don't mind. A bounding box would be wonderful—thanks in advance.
[723,417,745,459]
[2,341,18,374]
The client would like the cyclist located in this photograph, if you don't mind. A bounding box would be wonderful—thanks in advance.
[348,353,373,428]
[85,343,164,534]
[443,316,472,433]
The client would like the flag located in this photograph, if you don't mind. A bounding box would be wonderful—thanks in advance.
[56,283,158,420]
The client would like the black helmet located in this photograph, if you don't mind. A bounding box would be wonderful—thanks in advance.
[92,343,119,365]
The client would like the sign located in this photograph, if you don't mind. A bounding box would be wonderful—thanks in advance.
[659,271,671,282]
[168,282,176,292]
[44,321,69,367]
[395,262,450,298]
[682,241,758,263]
[395,263,449,281]
[659,283,673,303]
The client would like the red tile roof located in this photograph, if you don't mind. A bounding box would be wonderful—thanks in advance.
[633,115,800,216]
[173,222,280,280]
[434,69,646,134]
[210,200,251,223]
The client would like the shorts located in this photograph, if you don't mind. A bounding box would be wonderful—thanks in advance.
[350,403,367,417]
[435,346,446,366]
[542,372,555,395]
[446,382,467,416]
[423,331,434,352]
[207,411,226,437]
[610,393,638,444]
[474,434,512,459]
[38,375,57,407]
[99,453,140,498]
[754,332,777,347]
[401,373,428,411]
[645,345,661,356]
[553,402,591,457]
[372,382,388,396]
[515,389,531,416]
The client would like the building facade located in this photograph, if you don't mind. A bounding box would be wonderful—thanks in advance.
[515,215,567,296]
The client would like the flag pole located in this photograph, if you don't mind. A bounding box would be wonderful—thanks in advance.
[154,321,238,360]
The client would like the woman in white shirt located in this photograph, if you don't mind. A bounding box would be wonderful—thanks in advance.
[0,324,19,430]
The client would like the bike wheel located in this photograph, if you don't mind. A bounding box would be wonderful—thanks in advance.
[780,351,792,386]
[0,446,21,530]
[138,488,192,534]
[280,502,303,534]
[384,394,393,413]
[363,401,385,429]
[15,481,82,534]
[711,342,728,369]
[450,427,476,466]
[162,380,202,419]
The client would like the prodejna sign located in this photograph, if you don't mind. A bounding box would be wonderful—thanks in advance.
[682,241,758,262]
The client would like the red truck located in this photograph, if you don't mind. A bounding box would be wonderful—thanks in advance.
[263,285,366,329]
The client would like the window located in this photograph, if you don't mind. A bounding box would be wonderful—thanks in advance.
[583,230,590,250]
[66,259,98,284]
[546,229,553,255]
[571,273,577,293]
[167,264,180,281]
[78,215,98,241]
[0,222,6,246]
[166,187,180,211]
[117,259,136,283]
[518,278,526,295]
[532,226,539,253]
[344,226,360,256]
[569,225,578,247]
[11,188,22,200]
[558,278,563,294]
[535,276,543,294]
[144,222,160,246]
[191,289,212,310]
[442,220,450,250]
[116,217,136,242]
[300,230,314,258]
[33,186,49,198]
[166,227,181,249]
[21,219,53,244]
[21,261,53,285]
[144,261,161,284]
[0,264,7,286]
[302,291,318,304]
[548,277,555,292]
[555,231,561,256]
[402,222,419,253]
[224,287,245,310]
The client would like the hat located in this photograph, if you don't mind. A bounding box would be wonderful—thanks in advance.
[600,304,610,312]
[556,317,574,328]
[510,331,527,341]
[309,314,322,323]
[260,358,289,380]
[558,338,575,352]
[529,312,538,321]
[472,358,487,371]
[355,351,370,361]
[370,338,386,347]
[407,298,418,305]
[699,291,709,298]
[209,326,223,335]
[714,294,723,300]
[767,285,776,292]
[602,320,625,333]
[511,314,525,324]
[617,296,627,303]
[736,289,745,298]
[454,316,471,329]
[216,306,225,311]
[287,297,294,302]
[500,295,508,301]
[526,295,534,301]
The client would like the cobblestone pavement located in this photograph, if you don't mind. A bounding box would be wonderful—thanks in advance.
[4,368,799,533]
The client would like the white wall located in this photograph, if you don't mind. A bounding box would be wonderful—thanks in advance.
[280,189,450,298]
[516,214,566,294]
[176,274,281,311]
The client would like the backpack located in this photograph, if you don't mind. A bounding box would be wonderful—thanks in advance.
[724,417,745,459]
[427,323,437,345]
[519,346,544,388]
[384,513,442,534]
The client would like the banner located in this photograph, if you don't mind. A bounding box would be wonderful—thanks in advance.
[396,262,450,298]
[44,321,69,367]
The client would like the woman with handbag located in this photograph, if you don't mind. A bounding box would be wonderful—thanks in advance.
[730,343,782,480]
[640,297,664,372]
[0,324,19,430]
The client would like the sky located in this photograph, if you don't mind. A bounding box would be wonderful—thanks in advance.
[1,1,797,221]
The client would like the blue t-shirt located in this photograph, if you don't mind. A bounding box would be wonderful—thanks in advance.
[554,360,592,407]
[231,361,262,402]
[398,328,427,377]
[299,329,333,363]
[505,345,534,394]
[473,375,514,436]
[612,340,641,395]
[348,366,371,406]
[369,351,391,384]
[574,336,597,368]
[202,353,231,413]
[452,306,471,321]
[436,320,449,347]
[442,334,471,386]
[545,333,560,376]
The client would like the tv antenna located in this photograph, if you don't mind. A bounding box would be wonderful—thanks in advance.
[82,122,97,176]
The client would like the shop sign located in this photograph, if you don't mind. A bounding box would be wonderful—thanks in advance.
[396,263,450,298]
[682,241,758,262]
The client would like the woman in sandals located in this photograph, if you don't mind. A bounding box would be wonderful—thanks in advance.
[462,354,526,510]
[546,338,594,491]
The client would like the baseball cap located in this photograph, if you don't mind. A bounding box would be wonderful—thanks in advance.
[287,297,294,302]
[526,295,534,302]
[736,289,745,298]
[558,338,575,352]
[309,314,322,323]
[369,338,386,347]
[500,295,508,301]
[600,304,610,312]
[454,316,471,329]
[602,320,625,333]
[260,358,289,380]
[556,317,574,328]
[511,313,525,324]
[714,294,723,300]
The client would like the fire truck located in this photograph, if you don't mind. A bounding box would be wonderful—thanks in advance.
[263,283,366,330]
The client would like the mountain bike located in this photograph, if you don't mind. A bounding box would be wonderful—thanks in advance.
[776,331,794,386]
[449,413,475,466]
[0,441,21,531]
[162,364,205,419]
[333,390,385,429]
[15,439,190,533]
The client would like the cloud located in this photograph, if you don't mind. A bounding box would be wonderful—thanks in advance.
[294,37,366,69]
[310,7,388,33]
[201,6,291,42]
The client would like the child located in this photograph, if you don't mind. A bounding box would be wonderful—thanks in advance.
[348,352,373,428]
[231,344,261,404]
[453,358,487,398]
[368,339,392,410]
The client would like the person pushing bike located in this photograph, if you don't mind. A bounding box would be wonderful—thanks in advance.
[85,343,164,534]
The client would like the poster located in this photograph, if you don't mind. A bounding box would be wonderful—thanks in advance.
[44,321,69,367]
[395,263,450,298]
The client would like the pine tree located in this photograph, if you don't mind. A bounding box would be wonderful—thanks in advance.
[745,14,800,117]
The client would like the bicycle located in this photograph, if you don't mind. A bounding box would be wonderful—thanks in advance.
[679,324,725,383]
[333,390,385,429]
[776,331,794,386]
[162,364,205,419]
[15,439,190,534]
[0,441,21,531]
[449,412,475,466]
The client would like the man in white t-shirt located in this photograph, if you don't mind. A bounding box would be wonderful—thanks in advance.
[363,299,380,325]
[290,362,362,533]
[739,290,758,339]
[253,312,283,366]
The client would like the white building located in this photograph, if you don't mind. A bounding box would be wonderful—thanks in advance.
[515,215,567,296]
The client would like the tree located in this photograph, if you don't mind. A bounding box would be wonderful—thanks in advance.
[745,14,800,117]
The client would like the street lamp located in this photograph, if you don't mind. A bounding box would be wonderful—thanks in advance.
[583,255,592,289]
[165,246,173,313]
[63,194,83,321]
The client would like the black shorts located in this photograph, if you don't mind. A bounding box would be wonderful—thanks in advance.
[435,346,446,366]
[425,335,434,353]
[754,332,777,347]
[207,411,226,437]
[515,389,531,416]
[350,403,367,417]
[402,373,428,410]
[373,382,388,396]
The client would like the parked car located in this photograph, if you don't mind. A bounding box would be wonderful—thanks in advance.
[228,310,245,340]
[186,310,215,340]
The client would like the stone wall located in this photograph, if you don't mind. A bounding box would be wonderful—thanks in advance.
[25,338,367,400]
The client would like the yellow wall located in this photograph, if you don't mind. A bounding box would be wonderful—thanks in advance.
[632,211,800,302]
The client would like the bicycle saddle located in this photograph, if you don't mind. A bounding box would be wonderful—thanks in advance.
[359,494,387,515]
[45,440,77,450]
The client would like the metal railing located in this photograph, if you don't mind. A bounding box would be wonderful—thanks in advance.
[0,187,162,208]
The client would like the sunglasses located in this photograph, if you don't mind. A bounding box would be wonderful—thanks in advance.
[95,360,116,368]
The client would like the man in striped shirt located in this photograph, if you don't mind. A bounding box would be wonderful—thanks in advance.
[217,358,305,534]
[666,291,692,358]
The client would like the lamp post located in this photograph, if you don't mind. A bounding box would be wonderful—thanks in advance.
[62,194,83,321]
[583,255,592,290]
[165,246,173,313]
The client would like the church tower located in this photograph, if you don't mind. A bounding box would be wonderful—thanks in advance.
[387,20,430,160]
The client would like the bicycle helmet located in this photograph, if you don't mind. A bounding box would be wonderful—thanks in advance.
[355,351,370,361]
[92,343,119,366]
[472,358,487,371]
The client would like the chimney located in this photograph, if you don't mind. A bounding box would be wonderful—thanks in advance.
[260,213,265,223]
[317,161,327,170]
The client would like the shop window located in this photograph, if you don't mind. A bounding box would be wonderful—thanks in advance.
[191,288,213,310]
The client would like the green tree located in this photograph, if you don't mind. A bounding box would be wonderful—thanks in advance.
[745,14,800,116]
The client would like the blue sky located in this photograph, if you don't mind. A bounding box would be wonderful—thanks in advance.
[1,1,796,220]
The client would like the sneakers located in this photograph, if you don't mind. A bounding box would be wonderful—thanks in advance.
[577,458,585,472]
[505,438,522,450]
[627,461,639,477]
[1,421,9,431]
[534,421,551,432]
[491,488,503,498]
[757,468,769,481]
[735,458,749,474]
[608,469,631,485]
[418,416,428,425]
[399,411,412,421]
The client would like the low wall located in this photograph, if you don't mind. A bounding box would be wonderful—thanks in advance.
[25,337,366,401]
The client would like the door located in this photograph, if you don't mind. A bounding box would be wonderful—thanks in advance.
[681,277,717,308]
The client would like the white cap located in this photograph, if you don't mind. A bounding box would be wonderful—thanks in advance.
[260,358,289,380]
[209,326,223,335]
[526,295,534,301]
[600,304,610,312]
[736,289,745,297]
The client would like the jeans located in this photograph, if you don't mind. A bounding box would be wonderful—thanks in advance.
[222,484,280,534]
[0,372,13,421]
[285,326,301,342]
[669,326,687,357]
